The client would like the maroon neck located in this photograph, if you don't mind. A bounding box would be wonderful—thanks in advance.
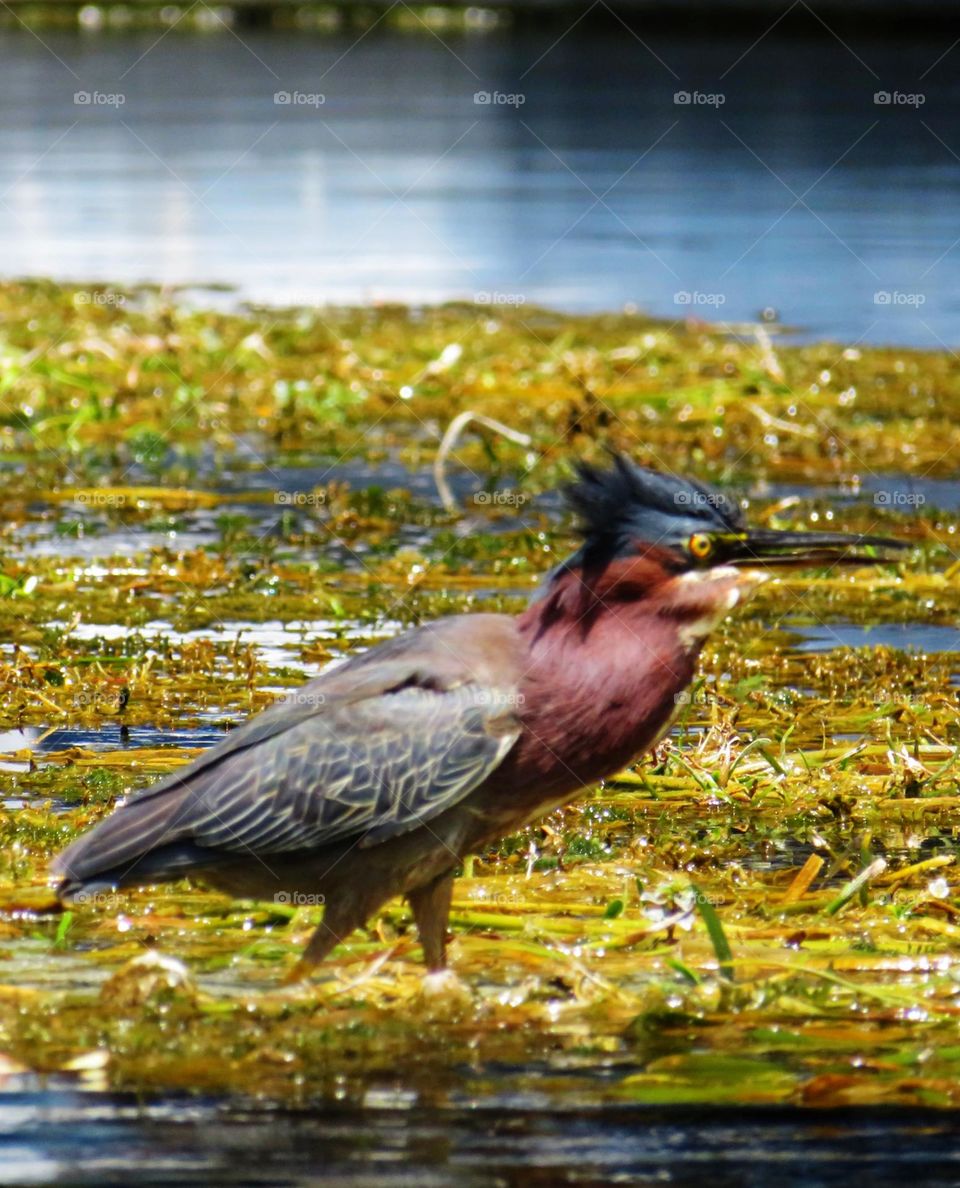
[496,552,749,810]
[517,549,679,642]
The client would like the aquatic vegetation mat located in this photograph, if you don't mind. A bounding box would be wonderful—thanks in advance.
[0,280,959,1109]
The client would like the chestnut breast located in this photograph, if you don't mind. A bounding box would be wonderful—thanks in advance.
[479,563,761,825]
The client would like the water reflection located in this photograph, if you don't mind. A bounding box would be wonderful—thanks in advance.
[1,30,958,343]
[4,1091,960,1186]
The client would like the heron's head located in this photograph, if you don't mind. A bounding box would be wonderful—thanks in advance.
[523,455,907,640]
[561,455,907,577]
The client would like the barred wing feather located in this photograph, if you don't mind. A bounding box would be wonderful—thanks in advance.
[183,684,519,851]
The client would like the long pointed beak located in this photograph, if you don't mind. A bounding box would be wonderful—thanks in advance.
[728,527,909,567]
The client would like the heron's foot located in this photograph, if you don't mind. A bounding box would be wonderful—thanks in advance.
[415,968,472,1010]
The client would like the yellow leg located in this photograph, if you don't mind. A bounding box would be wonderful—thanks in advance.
[408,872,455,971]
[281,900,364,984]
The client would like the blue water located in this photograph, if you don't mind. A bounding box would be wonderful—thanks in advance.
[1,29,959,344]
[5,1091,960,1186]
[794,622,960,653]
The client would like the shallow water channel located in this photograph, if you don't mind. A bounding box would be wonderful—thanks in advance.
[2,458,960,1181]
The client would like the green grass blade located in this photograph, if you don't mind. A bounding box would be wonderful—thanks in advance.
[692,884,734,982]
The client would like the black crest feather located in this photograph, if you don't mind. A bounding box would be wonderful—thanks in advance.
[563,455,745,563]
[542,454,905,587]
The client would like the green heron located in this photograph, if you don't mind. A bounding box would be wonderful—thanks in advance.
[53,458,905,980]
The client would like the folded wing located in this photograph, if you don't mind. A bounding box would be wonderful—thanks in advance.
[53,620,522,894]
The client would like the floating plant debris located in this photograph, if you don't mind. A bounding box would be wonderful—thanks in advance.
[0,281,958,1109]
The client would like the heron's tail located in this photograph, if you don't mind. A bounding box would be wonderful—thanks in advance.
[52,786,220,901]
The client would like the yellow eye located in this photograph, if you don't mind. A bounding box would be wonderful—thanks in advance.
[688,533,714,561]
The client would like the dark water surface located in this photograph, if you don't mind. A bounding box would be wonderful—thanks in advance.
[2,28,959,344]
[6,1092,960,1186]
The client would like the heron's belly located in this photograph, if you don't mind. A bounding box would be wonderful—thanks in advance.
[198,815,476,904]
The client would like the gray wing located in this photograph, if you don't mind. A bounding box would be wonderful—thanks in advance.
[53,615,524,886]
[176,681,519,852]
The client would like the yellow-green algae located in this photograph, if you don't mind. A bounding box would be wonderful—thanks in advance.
[0,280,959,1108]
[3,277,960,487]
